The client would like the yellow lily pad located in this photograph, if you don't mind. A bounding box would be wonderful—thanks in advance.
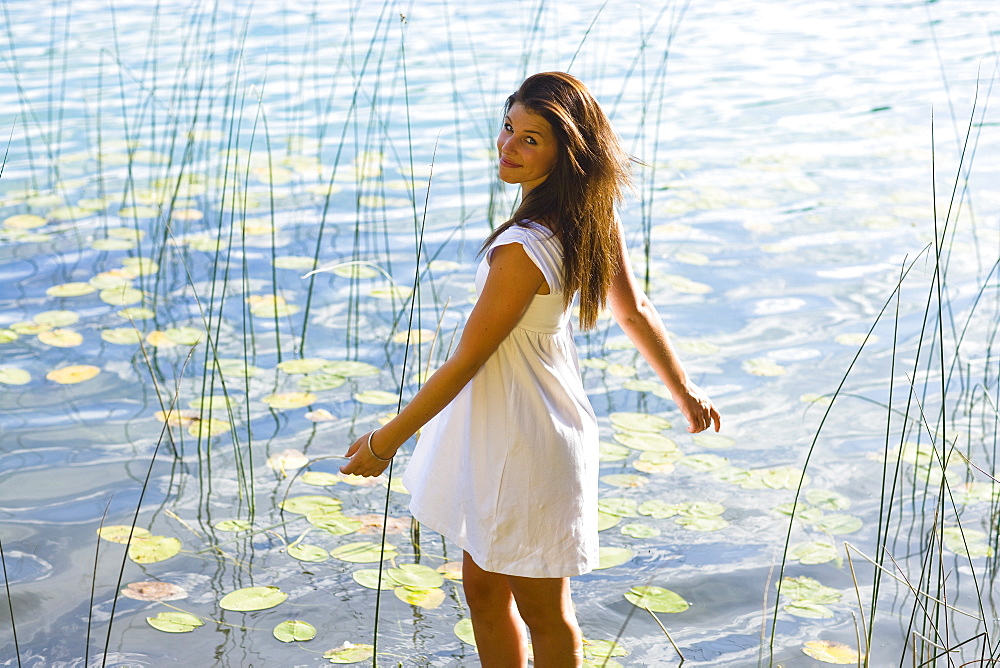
[128,535,182,563]
[4,214,46,229]
[34,310,79,327]
[97,525,153,544]
[394,586,445,609]
[46,365,100,384]
[263,392,316,409]
[46,282,97,297]
[37,329,83,347]
[802,640,864,664]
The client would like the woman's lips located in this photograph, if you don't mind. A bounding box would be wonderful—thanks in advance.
[499,156,519,168]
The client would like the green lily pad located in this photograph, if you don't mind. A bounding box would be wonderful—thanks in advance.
[353,390,398,405]
[813,514,862,535]
[596,546,634,570]
[322,361,381,377]
[280,495,342,515]
[597,511,622,531]
[0,368,31,385]
[583,639,628,659]
[0,330,19,344]
[942,527,993,557]
[214,519,252,532]
[128,535,182,563]
[101,327,143,344]
[164,327,205,345]
[693,433,736,449]
[45,282,97,297]
[117,307,156,320]
[263,392,316,409]
[779,576,841,604]
[454,619,477,647]
[675,517,729,532]
[394,586,446,609]
[324,642,375,663]
[287,543,330,563]
[278,358,329,374]
[384,563,442,588]
[100,287,144,306]
[34,310,79,327]
[601,473,648,489]
[678,501,725,518]
[146,611,204,633]
[638,500,679,519]
[789,541,839,565]
[597,498,639,517]
[620,523,660,539]
[274,256,318,270]
[624,585,688,613]
[598,441,631,462]
[772,502,822,522]
[273,620,316,642]
[352,568,395,590]
[97,525,152,544]
[330,541,398,563]
[679,454,729,472]
[610,412,671,432]
[613,431,679,453]
[806,489,851,511]
[302,471,341,486]
[298,373,348,391]
[308,512,362,536]
[219,585,288,611]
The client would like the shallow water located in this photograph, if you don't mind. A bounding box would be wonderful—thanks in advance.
[1,0,999,666]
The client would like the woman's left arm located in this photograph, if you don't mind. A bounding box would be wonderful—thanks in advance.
[340,242,546,477]
[607,221,721,433]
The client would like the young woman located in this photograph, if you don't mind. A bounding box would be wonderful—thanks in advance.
[342,71,721,667]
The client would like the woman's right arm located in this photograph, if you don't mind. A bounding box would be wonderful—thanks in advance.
[607,221,721,433]
[340,242,547,476]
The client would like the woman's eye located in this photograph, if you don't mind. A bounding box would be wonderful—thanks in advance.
[503,122,513,132]
[525,137,537,145]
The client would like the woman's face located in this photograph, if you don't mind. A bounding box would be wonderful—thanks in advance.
[496,102,559,196]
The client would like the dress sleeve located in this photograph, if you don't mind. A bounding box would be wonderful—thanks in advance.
[486,223,563,294]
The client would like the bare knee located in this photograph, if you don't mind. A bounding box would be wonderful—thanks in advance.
[462,553,514,615]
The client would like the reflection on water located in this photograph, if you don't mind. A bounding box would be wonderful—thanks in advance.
[1,0,999,665]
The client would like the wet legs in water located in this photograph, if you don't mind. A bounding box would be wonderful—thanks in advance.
[462,551,583,667]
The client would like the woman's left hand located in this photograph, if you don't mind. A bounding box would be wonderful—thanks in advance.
[674,382,721,434]
[340,430,393,477]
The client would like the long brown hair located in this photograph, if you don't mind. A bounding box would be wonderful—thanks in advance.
[482,72,632,330]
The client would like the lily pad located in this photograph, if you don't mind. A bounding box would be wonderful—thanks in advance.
[597,498,639,517]
[675,517,729,532]
[273,620,316,642]
[128,535,182,563]
[632,451,678,474]
[597,511,622,531]
[281,495,342,515]
[0,368,31,385]
[624,585,688,613]
[354,390,398,405]
[678,501,725,518]
[47,282,97,297]
[801,640,864,664]
[302,471,341,486]
[146,611,203,633]
[323,360,381,377]
[186,417,230,438]
[263,392,316,409]
[601,473,648,489]
[772,502,824,523]
[278,358,329,374]
[613,432,679,453]
[323,642,374,663]
[679,454,729,472]
[46,365,100,384]
[330,541,398,563]
[298,373,348,391]
[97,525,152,544]
[598,442,630,462]
[352,568,395,590]
[121,581,188,601]
[287,543,330,563]
[214,520,252,532]
[386,563,444,589]
[814,514,862,535]
[806,489,851,511]
[101,327,143,344]
[394,586,446,609]
[220,586,288,611]
[308,513,362,536]
[4,213,46,229]
[789,541,839,565]
[117,307,156,320]
[692,433,735,449]
[34,310,79,327]
[610,412,671,432]
[274,256,318,271]
[620,523,660,539]
[638,500,679,519]
[454,619,477,647]
[779,576,841,604]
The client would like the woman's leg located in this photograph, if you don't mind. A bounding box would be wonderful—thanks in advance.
[462,552,528,667]
[506,575,582,667]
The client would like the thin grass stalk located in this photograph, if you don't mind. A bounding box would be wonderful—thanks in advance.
[84,500,112,666]
[101,346,195,666]
[644,607,685,663]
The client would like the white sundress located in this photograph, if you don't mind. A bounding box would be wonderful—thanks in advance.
[402,221,600,578]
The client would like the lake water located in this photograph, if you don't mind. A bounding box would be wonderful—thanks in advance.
[1,0,999,666]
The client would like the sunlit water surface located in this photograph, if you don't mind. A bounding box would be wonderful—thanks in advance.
[1,0,999,666]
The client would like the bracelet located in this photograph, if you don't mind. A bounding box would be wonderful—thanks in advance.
[366,428,393,462]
